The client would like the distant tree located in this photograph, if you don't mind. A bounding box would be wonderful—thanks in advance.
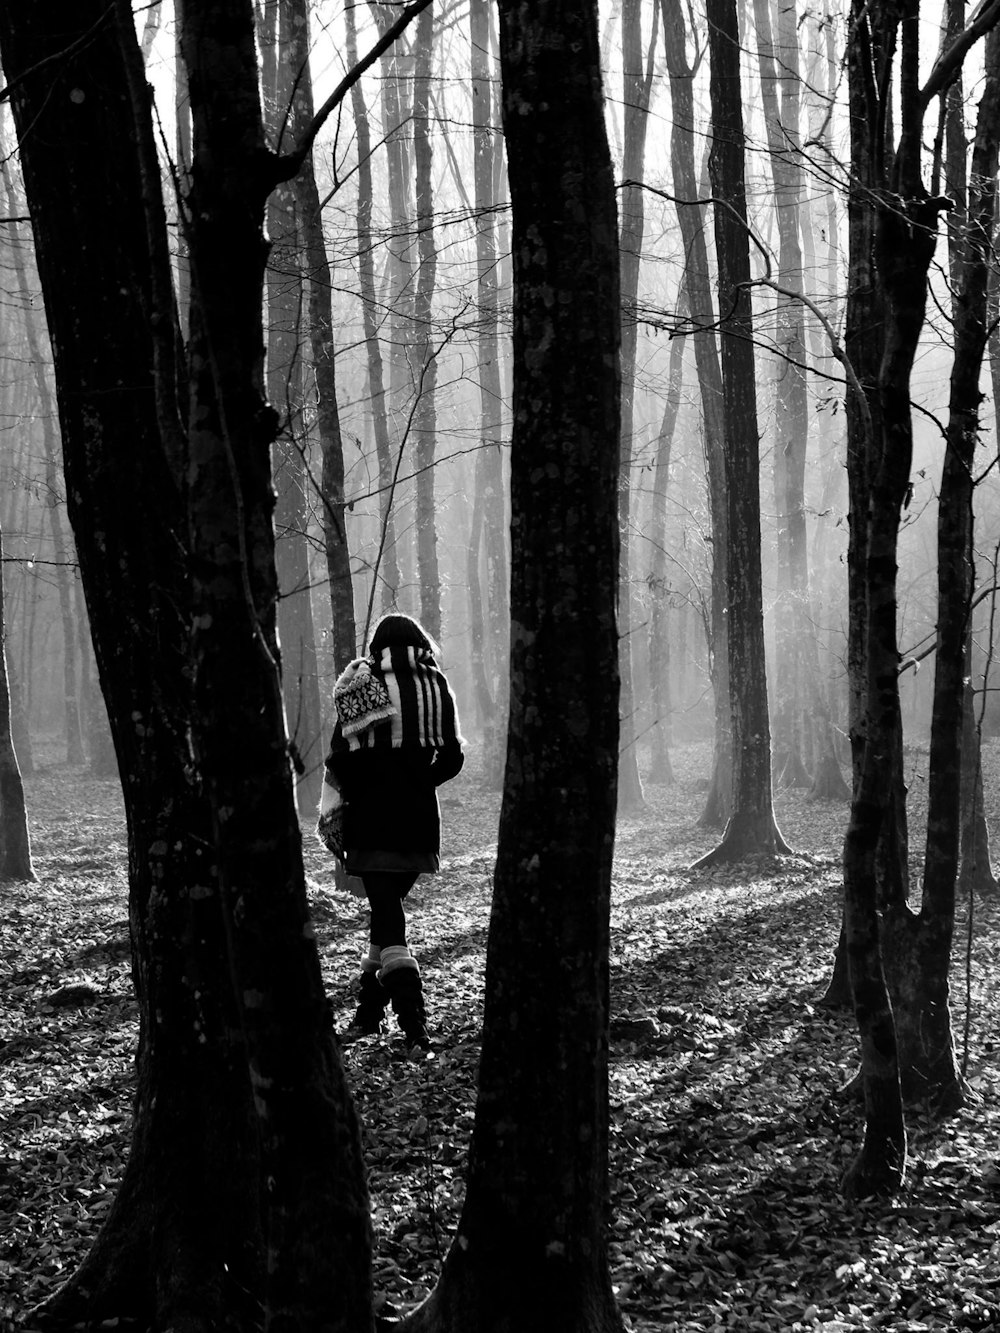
[468,0,510,787]
[2,198,84,768]
[647,318,685,785]
[617,0,655,814]
[263,0,324,810]
[753,0,813,790]
[280,0,357,674]
[346,0,401,613]
[0,519,33,883]
[399,2,625,1328]
[412,2,442,643]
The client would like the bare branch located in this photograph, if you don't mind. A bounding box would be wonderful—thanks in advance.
[920,0,1000,111]
[275,0,433,181]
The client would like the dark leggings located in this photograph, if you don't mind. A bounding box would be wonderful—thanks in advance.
[363,871,419,949]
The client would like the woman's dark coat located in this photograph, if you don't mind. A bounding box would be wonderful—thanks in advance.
[325,733,464,856]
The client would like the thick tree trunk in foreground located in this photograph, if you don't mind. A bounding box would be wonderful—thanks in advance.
[400,3,624,1329]
[0,6,264,1323]
[0,2,374,1326]
[692,0,788,867]
[179,1,373,1323]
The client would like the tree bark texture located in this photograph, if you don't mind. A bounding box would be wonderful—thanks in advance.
[400,2,624,1328]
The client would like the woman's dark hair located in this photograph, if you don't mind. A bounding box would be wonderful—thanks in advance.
[368,612,439,658]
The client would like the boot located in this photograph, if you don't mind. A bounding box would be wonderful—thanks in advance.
[379,953,432,1053]
[342,967,388,1041]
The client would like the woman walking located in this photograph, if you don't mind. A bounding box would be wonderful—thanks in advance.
[318,613,464,1052]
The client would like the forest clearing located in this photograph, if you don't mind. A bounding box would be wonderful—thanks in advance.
[3,740,1000,1333]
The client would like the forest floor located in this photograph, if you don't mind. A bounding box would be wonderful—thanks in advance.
[3,740,1000,1332]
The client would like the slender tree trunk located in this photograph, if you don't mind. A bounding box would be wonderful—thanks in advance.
[753,0,813,789]
[659,0,731,826]
[3,192,85,766]
[346,0,399,616]
[617,0,654,812]
[647,325,685,785]
[693,0,789,867]
[412,3,442,644]
[265,0,324,810]
[282,0,356,674]
[369,1,417,614]
[0,518,34,882]
[469,0,509,786]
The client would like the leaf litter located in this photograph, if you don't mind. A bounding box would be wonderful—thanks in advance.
[2,741,1000,1331]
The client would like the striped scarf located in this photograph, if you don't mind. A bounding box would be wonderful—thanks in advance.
[335,646,462,752]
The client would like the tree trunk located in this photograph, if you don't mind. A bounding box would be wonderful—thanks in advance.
[0,7,265,1323]
[469,0,510,787]
[0,518,34,882]
[692,0,789,867]
[893,18,1000,1113]
[4,200,85,767]
[647,325,685,785]
[659,0,731,828]
[753,0,814,790]
[617,0,653,813]
[179,2,374,1321]
[0,2,375,1325]
[346,0,400,619]
[958,675,998,897]
[283,0,356,675]
[412,3,442,644]
[265,0,324,810]
[399,3,624,1327]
